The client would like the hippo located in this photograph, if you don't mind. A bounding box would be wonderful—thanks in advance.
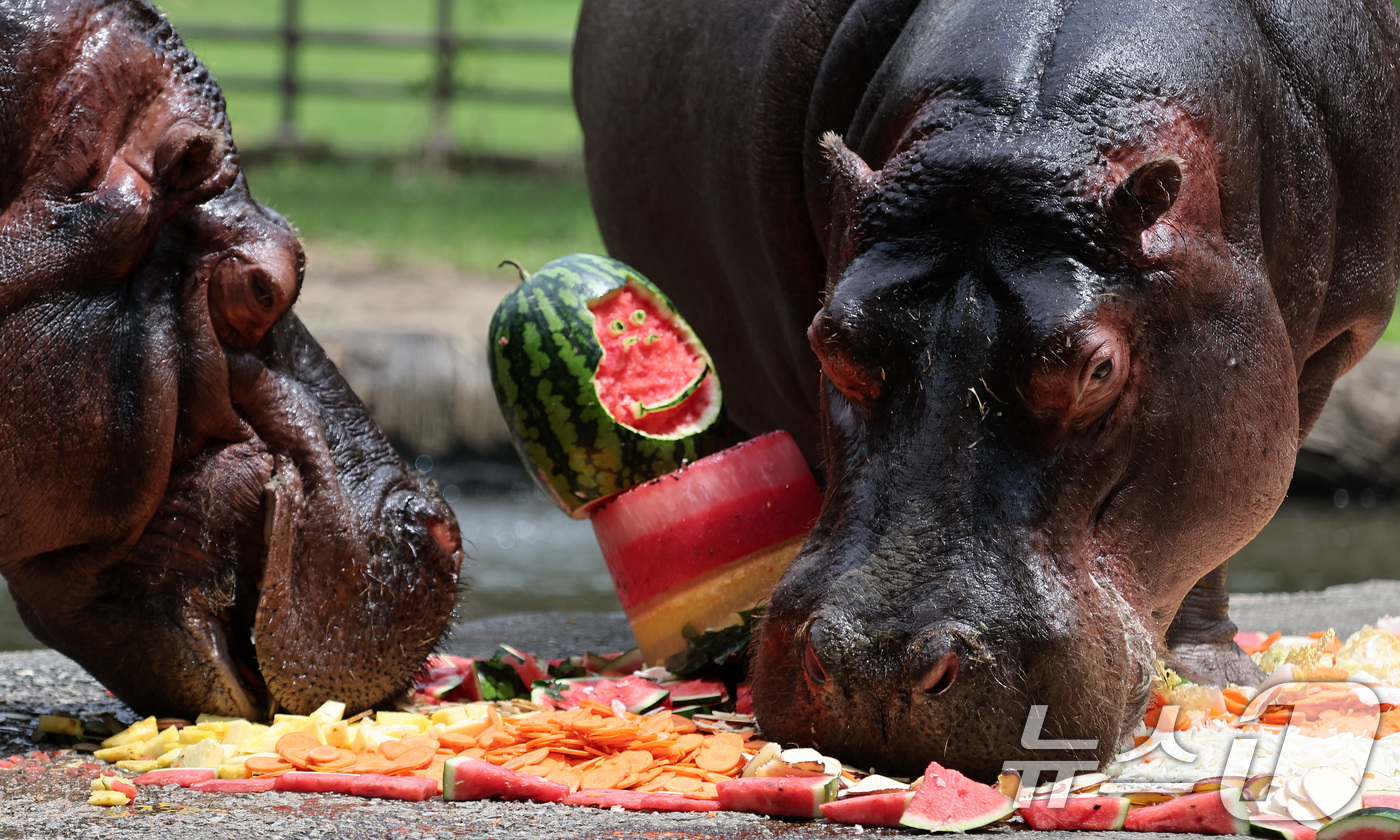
[575,0,1400,776]
[0,0,461,721]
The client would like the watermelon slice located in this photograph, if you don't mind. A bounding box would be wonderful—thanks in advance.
[1018,796,1132,830]
[190,778,279,794]
[443,756,569,803]
[821,791,915,826]
[132,768,217,787]
[1253,816,1320,840]
[536,676,670,713]
[592,430,822,663]
[1123,791,1252,834]
[899,761,1016,832]
[1316,808,1400,840]
[1364,794,1400,810]
[275,772,359,795]
[717,775,839,819]
[664,677,729,706]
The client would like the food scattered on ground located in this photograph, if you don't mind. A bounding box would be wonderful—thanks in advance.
[488,253,723,519]
[591,429,823,664]
[47,615,1400,832]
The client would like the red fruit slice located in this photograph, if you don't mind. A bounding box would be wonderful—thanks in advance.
[274,772,359,795]
[899,761,1016,831]
[716,775,839,819]
[554,676,670,714]
[350,774,439,801]
[589,281,718,437]
[443,756,569,803]
[821,791,915,826]
[132,768,217,787]
[592,430,822,663]
[190,778,279,794]
[1018,796,1132,830]
[1123,791,1252,834]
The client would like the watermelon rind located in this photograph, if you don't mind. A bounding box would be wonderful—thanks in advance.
[1316,807,1400,840]
[1122,790,1252,834]
[1018,795,1132,830]
[488,253,725,518]
[1251,815,1319,840]
[821,790,916,826]
[899,762,1016,832]
[717,775,840,819]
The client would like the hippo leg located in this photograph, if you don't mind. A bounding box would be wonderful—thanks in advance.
[1165,564,1263,686]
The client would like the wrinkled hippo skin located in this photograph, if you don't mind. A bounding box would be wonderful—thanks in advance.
[575,0,1400,776]
[0,1,462,720]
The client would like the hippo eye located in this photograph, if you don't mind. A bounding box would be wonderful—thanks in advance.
[249,270,276,310]
[630,309,646,325]
[610,319,626,334]
[1090,359,1114,381]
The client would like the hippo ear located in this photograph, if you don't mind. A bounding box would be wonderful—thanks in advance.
[1105,156,1184,238]
[818,131,879,269]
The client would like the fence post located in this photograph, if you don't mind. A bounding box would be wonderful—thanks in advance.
[275,0,301,150]
[424,0,457,168]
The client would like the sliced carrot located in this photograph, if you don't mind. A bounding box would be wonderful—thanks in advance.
[436,732,475,753]
[695,743,743,773]
[502,747,552,771]
[245,755,295,776]
[1221,688,1250,716]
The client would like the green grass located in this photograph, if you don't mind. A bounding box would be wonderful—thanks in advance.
[156,0,581,157]
[244,160,603,274]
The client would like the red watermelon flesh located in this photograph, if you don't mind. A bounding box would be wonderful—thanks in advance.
[190,778,279,794]
[443,756,569,803]
[589,282,717,437]
[1364,794,1400,810]
[821,791,915,826]
[717,775,839,819]
[592,431,822,612]
[554,676,670,713]
[132,768,217,787]
[899,761,1016,831]
[1018,796,1132,830]
[1123,791,1251,834]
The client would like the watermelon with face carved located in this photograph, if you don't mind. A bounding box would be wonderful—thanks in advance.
[489,254,724,517]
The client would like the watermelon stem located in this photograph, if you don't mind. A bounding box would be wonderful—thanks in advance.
[499,259,531,283]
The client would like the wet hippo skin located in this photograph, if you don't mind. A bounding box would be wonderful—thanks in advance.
[575,0,1400,776]
[0,1,462,720]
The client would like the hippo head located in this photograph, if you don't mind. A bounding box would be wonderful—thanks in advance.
[751,115,1393,778]
[0,1,461,719]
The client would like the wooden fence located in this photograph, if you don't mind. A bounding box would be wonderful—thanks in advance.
[177,0,575,166]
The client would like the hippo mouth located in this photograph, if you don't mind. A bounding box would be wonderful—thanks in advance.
[17,315,463,722]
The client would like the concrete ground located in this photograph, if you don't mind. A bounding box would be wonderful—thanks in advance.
[4,580,1400,838]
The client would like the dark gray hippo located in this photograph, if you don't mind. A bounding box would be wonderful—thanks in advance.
[575,0,1400,777]
[0,0,461,720]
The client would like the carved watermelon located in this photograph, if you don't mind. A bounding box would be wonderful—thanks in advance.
[820,791,916,826]
[489,253,723,517]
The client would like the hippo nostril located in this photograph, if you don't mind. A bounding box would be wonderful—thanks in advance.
[802,637,828,686]
[425,516,460,556]
[919,650,959,696]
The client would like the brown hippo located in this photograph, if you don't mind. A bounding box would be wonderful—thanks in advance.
[0,1,461,720]
[575,0,1400,777]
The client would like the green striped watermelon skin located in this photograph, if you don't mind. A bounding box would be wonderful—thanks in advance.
[489,253,723,517]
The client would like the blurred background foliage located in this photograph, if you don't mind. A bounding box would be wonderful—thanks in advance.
[155,0,602,274]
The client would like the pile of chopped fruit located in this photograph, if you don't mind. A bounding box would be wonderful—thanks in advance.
[1094,619,1400,835]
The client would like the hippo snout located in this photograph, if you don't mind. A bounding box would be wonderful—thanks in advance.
[802,617,967,702]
